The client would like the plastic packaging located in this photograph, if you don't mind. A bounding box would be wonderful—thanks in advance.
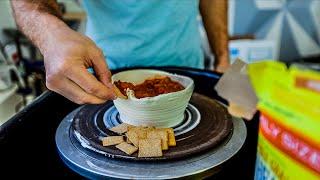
[248,61,320,180]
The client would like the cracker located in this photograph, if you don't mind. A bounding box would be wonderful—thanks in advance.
[138,138,163,157]
[126,130,139,147]
[116,142,138,155]
[128,126,148,139]
[126,135,132,144]
[126,126,156,147]
[147,130,168,150]
[102,136,124,146]
[165,128,176,146]
[137,129,147,139]
[110,123,132,134]
[145,126,156,131]
[113,84,127,99]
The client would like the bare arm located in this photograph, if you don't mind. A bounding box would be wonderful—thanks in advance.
[11,0,63,55]
[11,0,116,104]
[200,0,229,72]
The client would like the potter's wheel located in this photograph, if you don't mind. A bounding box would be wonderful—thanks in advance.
[56,93,246,179]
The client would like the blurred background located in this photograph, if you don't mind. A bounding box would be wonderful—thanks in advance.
[0,0,319,125]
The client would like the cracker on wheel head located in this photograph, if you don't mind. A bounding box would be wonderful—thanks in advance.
[110,123,132,134]
[116,142,138,155]
[138,138,163,157]
[146,129,168,150]
[102,136,124,146]
[165,128,176,146]
[126,131,139,147]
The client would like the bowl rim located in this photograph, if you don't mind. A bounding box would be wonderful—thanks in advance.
[112,69,194,102]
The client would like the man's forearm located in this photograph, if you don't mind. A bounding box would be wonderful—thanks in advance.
[200,0,229,61]
[11,0,69,55]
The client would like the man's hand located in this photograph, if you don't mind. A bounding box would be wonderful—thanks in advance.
[44,26,116,104]
[11,0,116,104]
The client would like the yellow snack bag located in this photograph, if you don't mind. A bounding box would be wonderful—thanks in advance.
[248,61,320,180]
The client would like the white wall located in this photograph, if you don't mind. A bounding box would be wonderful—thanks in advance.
[0,0,16,44]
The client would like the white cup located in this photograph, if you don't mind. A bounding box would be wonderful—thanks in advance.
[112,69,194,127]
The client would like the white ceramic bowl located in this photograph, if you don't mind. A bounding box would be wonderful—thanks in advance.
[112,69,194,127]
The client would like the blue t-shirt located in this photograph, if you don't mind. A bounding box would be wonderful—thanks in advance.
[82,0,204,70]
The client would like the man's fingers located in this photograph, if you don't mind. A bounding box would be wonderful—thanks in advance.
[65,66,116,100]
[47,77,106,104]
[90,48,113,88]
